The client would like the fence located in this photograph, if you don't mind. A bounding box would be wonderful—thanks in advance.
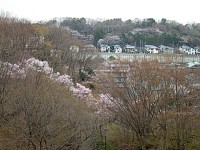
[100,52,200,63]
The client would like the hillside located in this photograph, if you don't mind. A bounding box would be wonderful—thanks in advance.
[48,17,200,47]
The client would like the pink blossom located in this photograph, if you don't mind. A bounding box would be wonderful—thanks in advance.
[70,83,91,98]
[0,62,26,79]
[25,57,53,74]
[54,74,73,86]
[1,58,117,120]
[90,94,115,117]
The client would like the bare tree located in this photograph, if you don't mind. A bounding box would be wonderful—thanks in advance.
[0,15,98,150]
[96,59,200,149]
[0,70,97,149]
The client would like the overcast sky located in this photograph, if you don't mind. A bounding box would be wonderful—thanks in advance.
[0,0,199,24]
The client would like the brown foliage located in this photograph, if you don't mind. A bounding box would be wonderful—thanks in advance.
[96,59,200,149]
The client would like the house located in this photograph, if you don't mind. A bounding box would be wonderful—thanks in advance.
[100,45,107,52]
[159,45,174,53]
[179,45,196,54]
[195,46,200,55]
[100,44,110,52]
[145,45,159,54]
[124,45,138,53]
[114,45,122,53]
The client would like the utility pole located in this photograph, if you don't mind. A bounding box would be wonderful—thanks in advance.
[104,127,107,150]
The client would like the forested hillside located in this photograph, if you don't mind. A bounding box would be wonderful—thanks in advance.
[49,17,200,47]
[0,14,104,149]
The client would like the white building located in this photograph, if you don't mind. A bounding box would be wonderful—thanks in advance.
[114,45,122,53]
[159,45,174,53]
[145,45,159,54]
[179,45,196,54]
[100,44,111,52]
[124,45,138,53]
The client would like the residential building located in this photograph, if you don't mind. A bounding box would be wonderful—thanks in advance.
[124,45,138,53]
[114,45,122,53]
[195,46,200,54]
[179,45,196,54]
[159,45,174,53]
[145,45,159,53]
[100,44,110,52]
